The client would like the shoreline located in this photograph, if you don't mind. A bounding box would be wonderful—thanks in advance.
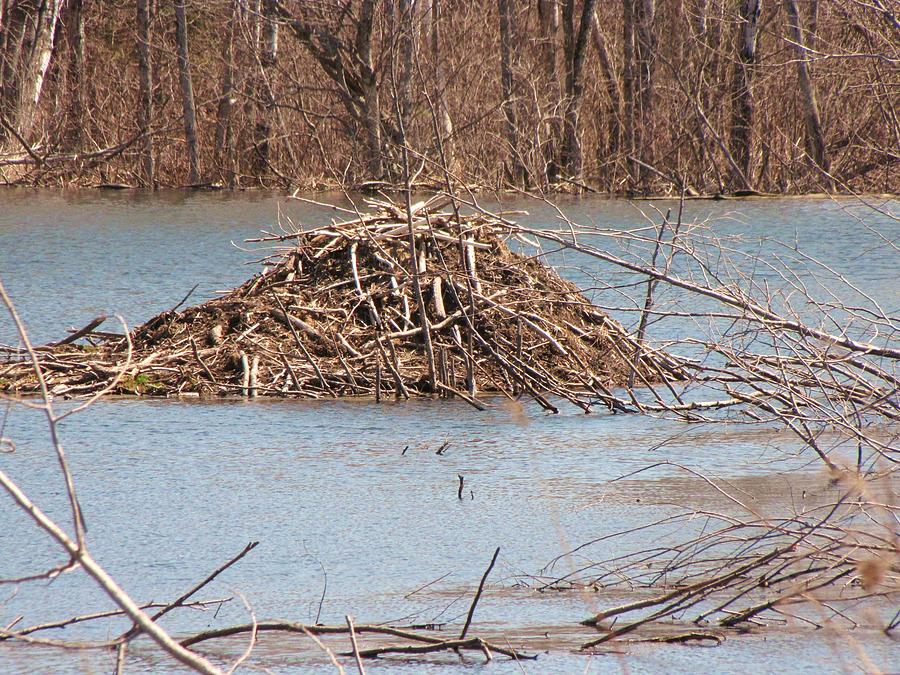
[0,183,896,201]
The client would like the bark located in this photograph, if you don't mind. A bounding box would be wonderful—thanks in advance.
[251,0,278,176]
[357,0,383,179]
[634,0,656,186]
[498,0,524,184]
[560,0,597,181]
[785,0,829,178]
[0,0,62,149]
[397,0,414,133]
[136,0,154,186]
[61,0,84,151]
[214,0,238,186]
[273,0,383,179]
[729,0,761,190]
[173,0,201,185]
[622,0,637,183]
[429,0,453,166]
[537,0,561,184]
[591,8,623,163]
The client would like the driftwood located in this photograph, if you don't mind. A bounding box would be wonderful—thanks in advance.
[0,195,683,410]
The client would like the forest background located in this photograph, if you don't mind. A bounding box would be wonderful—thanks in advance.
[0,0,897,194]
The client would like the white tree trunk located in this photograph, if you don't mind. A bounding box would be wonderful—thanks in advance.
[0,0,62,149]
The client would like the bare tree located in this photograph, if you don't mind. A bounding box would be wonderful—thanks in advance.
[537,0,561,184]
[248,0,279,178]
[591,8,623,167]
[61,0,85,151]
[214,0,238,186]
[634,0,655,187]
[560,0,597,181]
[622,0,636,184]
[729,0,761,191]
[174,0,201,185]
[136,0,155,186]
[498,0,525,184]
[0,0,62,150]
[427,0,453,168]
[785,0,829,180]
[273,0,384,180]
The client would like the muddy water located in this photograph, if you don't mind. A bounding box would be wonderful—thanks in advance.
[0,191,897,673]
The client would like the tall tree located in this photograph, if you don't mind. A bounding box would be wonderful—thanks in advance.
[214,0,238,186]
[135,0,155,186]
[173,0,201,185]
[560,0,597,181]
[591,7,623,168]
[428,0,453,168]
[61,0,85,151]
[785,0,829,179]
[273,0,384,179]
[622,0,636,184]
[498,0,525,184]
[537,0,561,184]
[729,0,761,190]
[634,0,655,187]
[0,0,62,150]
[251,0,279,177]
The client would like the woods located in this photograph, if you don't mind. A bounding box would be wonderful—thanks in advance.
[0,0,896,193]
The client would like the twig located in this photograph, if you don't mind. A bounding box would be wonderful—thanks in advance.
[460,546,500,639]
[346,615,366,674]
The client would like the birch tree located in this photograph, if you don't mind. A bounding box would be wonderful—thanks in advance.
[0,0,62,150]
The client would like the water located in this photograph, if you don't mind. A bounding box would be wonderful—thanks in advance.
[0,191,897,673]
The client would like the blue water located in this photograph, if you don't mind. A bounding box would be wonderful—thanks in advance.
[0,191,896,673]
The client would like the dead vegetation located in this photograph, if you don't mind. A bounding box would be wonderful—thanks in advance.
[0,194,684,411]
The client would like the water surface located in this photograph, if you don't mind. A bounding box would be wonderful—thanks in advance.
[0,191,897,673]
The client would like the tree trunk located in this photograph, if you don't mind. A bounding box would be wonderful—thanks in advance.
[560,0,596,181]
[135,0,154,186]
[591,8,623,167]
[429,0,453,168]
[173,0,200,185]
[634,0,655,187]
[498,0,524,185]
[358,0,383,179]
[785,0,829,180]
[728,0,761,191]
[61,0,84,151]
[214,0,237,186]
[251,0,278,177]
[622,0,637,185]
[397,0,414,134]
[537,0,561,185]
[0,0,62,150]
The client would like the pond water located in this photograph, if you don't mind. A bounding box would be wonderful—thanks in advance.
[0,191,897,674]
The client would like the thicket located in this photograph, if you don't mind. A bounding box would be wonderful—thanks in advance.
[0,0,897,194]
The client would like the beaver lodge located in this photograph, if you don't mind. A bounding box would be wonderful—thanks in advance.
[2,196,684,412]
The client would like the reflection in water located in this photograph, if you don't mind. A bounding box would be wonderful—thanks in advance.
[0,193,897,673]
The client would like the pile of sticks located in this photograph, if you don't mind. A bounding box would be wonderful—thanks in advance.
[0,195,683,410]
